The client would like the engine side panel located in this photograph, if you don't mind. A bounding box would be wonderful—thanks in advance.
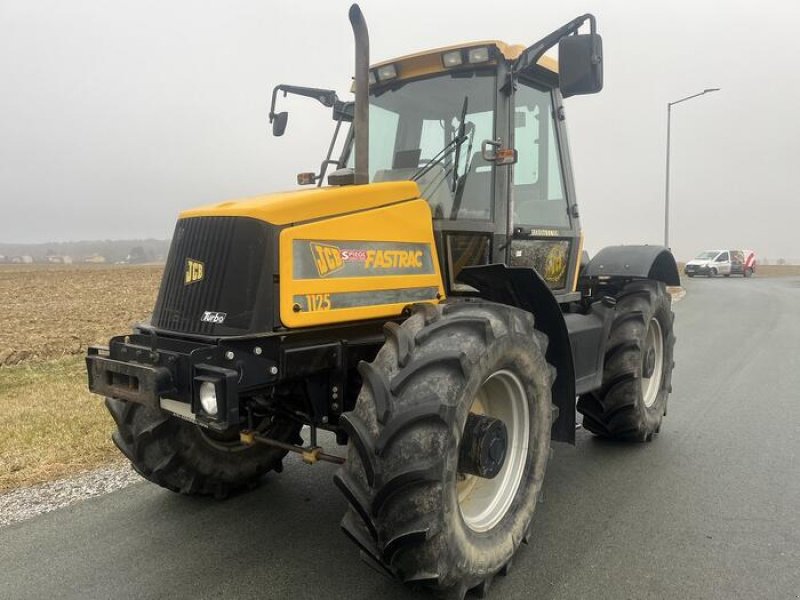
[279,199,445,328]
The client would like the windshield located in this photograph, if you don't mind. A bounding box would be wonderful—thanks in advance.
[695,251,719,260]
[356,71,496,220]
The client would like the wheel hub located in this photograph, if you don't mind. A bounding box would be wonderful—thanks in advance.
[642,347,656,379]
[458,413,508,479]
[457,369,530,533]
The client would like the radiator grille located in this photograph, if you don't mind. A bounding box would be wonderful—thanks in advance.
[152,216,273,335]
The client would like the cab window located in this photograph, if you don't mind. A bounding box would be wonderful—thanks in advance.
[716,252,729,262]
[513,82,569,228]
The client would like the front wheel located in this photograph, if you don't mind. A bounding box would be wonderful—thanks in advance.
[335,302,553,598]
[106,398,301,497]
[744,267,753,278]
[577,280,675,441]
[709,268,718,278]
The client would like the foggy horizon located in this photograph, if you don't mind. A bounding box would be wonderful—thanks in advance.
[1,0,798,262]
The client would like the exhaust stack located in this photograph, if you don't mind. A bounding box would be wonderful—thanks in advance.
[349,4,369,185]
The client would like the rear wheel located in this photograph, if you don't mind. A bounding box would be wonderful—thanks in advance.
[578,280,675,442]
[336,302,553,598]
[744,267,753,278]
[106,398,301,497]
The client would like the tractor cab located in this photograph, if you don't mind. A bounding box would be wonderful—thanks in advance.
[271,22,603,300]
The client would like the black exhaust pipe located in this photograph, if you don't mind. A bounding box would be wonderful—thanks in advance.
[349,4,369,185]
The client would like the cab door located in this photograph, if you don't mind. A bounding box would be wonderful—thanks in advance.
[508,78,581,295]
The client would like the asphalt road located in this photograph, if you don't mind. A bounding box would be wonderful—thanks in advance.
[2,275,799,600]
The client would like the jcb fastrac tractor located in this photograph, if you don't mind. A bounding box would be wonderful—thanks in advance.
[87,5,679,598]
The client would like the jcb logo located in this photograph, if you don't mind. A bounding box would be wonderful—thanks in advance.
[185,259,204,285]
[310,242,343,277]
[543,246,566,284]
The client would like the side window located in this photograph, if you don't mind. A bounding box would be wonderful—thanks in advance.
[367,104,399,181]
[717,252,729,262]
[513,83,568,227]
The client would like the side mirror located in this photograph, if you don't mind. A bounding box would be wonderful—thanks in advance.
[558,33,603,98]
[271,111,288,136]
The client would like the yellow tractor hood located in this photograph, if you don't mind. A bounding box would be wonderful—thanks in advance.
[179,181,420,226]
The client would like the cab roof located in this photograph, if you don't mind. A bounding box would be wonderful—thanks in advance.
[371,40,558,83]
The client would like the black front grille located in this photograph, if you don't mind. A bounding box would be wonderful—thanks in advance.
[152,216,274,336]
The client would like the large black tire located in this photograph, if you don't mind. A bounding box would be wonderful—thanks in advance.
[335,302,553,598]
[106,398,301,498]
[577,280,675,442]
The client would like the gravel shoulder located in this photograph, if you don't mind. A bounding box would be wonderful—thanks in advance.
[0,465,141,528]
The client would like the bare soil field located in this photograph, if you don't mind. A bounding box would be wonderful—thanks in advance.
[0,264,162,366]
[0,264,162,490]
[754,264,800,277]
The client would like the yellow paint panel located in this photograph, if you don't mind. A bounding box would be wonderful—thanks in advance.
[571,232,584,292]
[279,199,445,328]
[179,181,420,226]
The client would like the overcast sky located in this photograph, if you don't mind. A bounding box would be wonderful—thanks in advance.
[1,0,798,261]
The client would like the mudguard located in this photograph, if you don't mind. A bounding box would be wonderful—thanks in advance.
[581,245,680,286]
[457,264,576,444]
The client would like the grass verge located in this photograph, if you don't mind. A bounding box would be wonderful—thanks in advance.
[0,356,120,492]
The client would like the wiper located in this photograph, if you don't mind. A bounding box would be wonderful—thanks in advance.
[451,96,469,192]
[411,132,467,182]
[412,95,469,183]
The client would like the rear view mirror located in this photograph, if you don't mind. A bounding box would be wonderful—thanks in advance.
[271,111,288,136]
[558,34,603,98]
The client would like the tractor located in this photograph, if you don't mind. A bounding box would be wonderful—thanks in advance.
[86,5,679,598]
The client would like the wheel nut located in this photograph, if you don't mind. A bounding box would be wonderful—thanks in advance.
[269,365,278,375]
[225,351,235,360]
[253,346,263,355]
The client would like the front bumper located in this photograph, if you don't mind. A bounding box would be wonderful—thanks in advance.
[86,333,279,430]
[684,264,710,276]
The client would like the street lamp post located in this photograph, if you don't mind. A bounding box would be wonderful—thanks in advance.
[664,88,720,249]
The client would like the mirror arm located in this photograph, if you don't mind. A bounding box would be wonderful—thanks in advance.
[514,13,596,74]
[268,84,340,123]
[317,115,347,187]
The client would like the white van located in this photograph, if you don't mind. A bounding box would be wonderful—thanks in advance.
[684,249,756,278]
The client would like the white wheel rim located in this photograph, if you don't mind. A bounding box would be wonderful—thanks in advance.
[641,318,664,408]
[457,370,530,533]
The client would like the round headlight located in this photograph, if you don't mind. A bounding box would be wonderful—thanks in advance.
[199,381,218,416]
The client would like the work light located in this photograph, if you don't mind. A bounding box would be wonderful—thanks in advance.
[468,47,490,64]
[442,50,463,68]
[376,64,397,81]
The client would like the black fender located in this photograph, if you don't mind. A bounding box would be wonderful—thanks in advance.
[581,245,680,286]
[457,264,576,444]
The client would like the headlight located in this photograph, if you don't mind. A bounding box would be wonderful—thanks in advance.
[198,381,218,416]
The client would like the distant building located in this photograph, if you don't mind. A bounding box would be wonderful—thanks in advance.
[83,254,107,264]
[11,255,34,264]
[47,255,73,264]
